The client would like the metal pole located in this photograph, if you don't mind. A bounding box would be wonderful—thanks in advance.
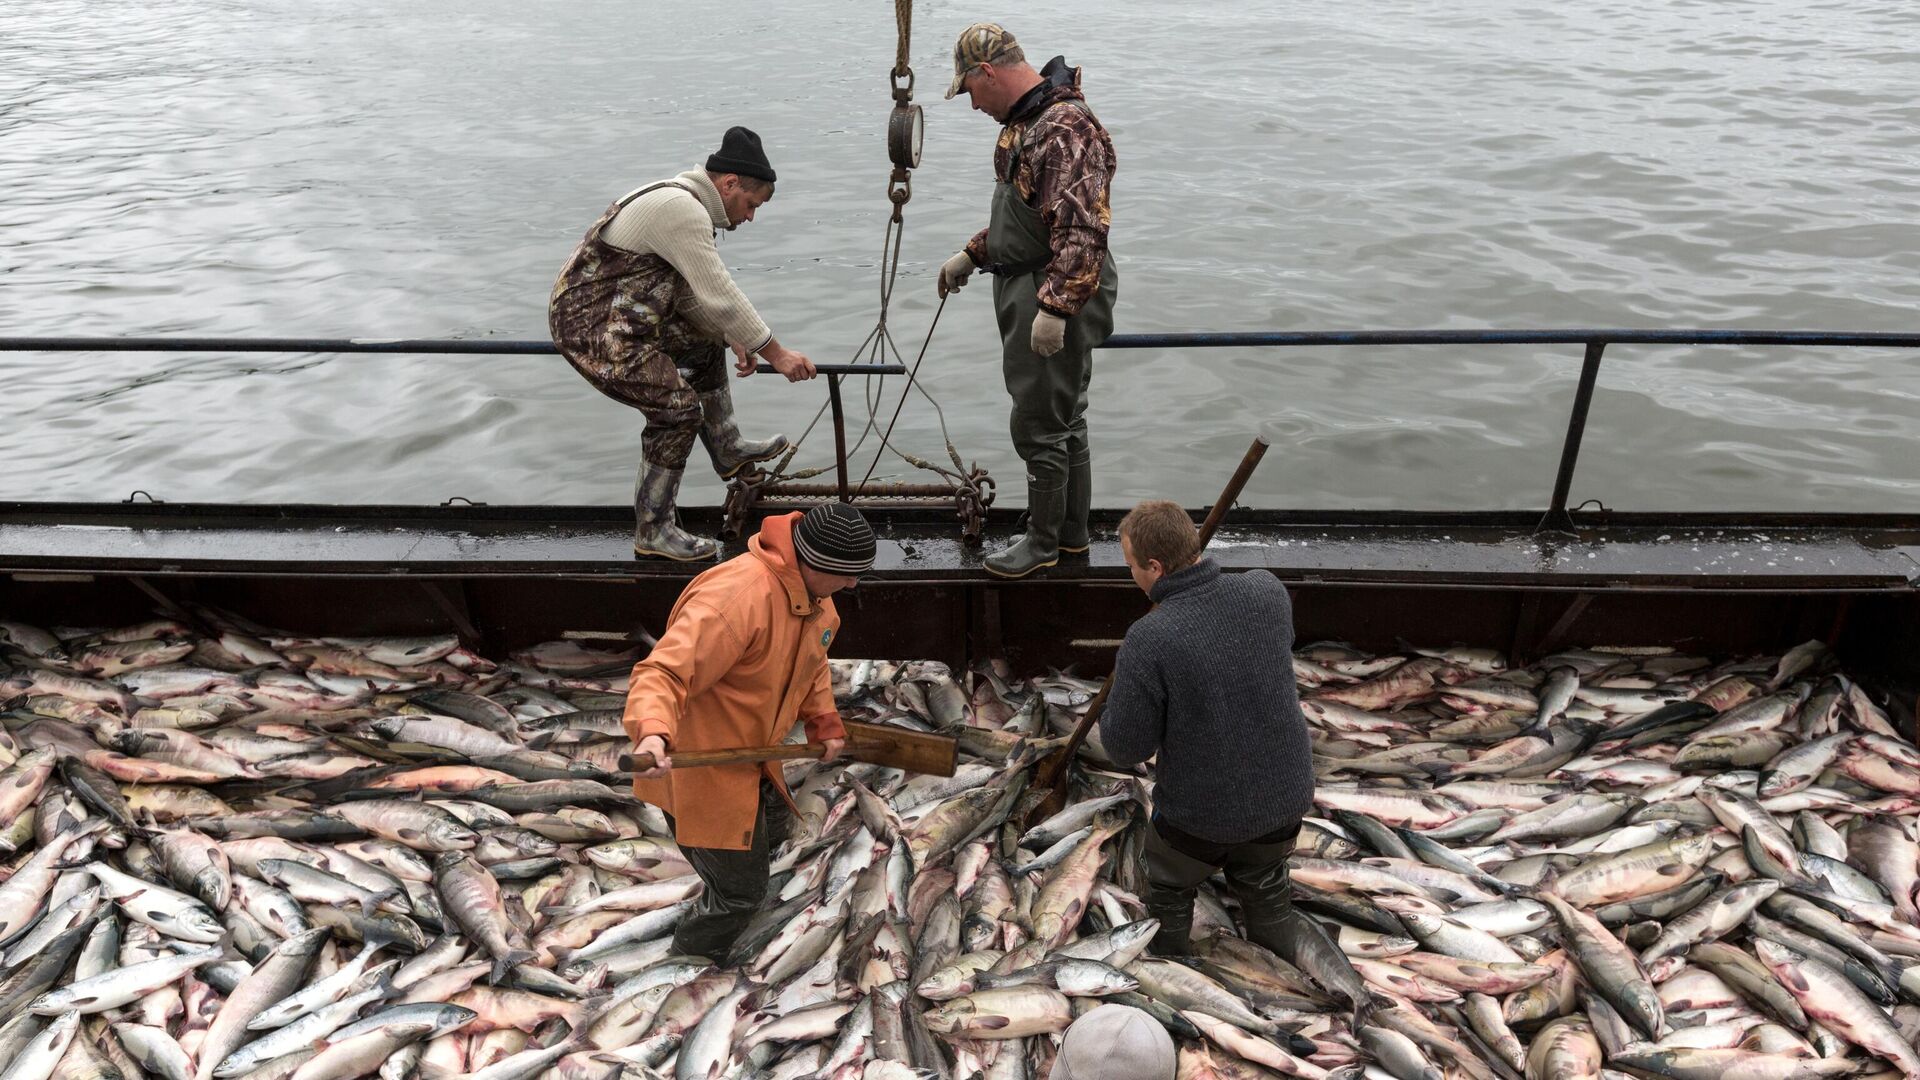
[828,374,850,503]
[7,331,1920,353]
[1537,341,1607,535]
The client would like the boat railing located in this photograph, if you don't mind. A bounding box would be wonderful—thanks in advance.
[5,328,1920,534]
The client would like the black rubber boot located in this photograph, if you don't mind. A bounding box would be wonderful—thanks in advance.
[985,479,1065,579]
[698,387,788,479]
[1144,887,1198,957]
[670,782,787,960]
[1143,817,1218,957]
[1250,903,1372,1024]
[1058,452,1093,554]
[633,462,720,561]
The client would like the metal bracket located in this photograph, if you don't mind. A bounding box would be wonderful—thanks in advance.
[723,470,996,546]
[722,370,995,544]
[720,467,771,541]
[1535,342,1607,535]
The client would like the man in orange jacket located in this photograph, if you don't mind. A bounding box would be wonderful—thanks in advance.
[621,502,876,959]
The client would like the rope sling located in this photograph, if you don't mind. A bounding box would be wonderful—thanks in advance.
[748,0,983,497]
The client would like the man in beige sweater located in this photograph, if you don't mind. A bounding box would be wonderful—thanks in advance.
[551,127,817,561]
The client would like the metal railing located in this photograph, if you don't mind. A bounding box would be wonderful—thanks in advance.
[6,329,1920,533]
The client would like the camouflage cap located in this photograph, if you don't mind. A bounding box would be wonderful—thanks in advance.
[944,22,1021,100]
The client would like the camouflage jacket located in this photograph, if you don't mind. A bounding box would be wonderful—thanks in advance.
[964,58,1116,318]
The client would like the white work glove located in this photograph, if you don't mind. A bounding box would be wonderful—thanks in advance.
[1030,310,1067,357]
[937,251,976,298]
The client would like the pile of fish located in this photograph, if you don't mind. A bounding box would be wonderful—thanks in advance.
[2,613,1918,1080]
[1294,639,1920,1080]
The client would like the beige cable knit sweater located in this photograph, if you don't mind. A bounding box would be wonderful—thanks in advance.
[601,169,773,353]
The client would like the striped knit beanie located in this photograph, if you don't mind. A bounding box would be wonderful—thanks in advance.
[792,503,876,575]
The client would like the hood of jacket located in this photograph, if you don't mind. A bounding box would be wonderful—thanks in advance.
[748,511,820,617]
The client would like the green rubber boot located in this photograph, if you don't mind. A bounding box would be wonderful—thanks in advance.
[698,387,789,479]
[1058,453,1092,554]
[633,462,721,562]
[985,479,1065,579]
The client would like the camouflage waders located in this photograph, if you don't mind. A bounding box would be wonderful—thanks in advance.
[984,137,1118,579]
[550,182,729,473]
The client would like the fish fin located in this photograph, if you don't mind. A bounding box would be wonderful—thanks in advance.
[1482,876,1526,898]
[491,949,536,986]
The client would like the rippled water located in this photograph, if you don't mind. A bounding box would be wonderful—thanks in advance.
[3,0,1918,512]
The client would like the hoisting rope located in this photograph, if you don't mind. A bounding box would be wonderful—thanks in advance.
[893,0,912,79]
[758,0,977,491]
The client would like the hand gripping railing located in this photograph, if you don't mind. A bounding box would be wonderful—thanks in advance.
[5,329,1919,534]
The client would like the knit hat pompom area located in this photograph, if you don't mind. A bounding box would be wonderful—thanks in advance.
[792,503,875,576]
[706,126,776,183]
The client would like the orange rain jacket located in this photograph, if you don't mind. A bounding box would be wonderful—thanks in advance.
[621,512,848,850]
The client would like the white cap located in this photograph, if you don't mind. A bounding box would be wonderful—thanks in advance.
[1047,1004,1178,1080]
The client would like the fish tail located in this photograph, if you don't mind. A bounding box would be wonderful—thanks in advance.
[492,949,536,985]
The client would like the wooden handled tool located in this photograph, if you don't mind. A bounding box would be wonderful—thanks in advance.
[1022,435,1271,823]
[620,719,958,777]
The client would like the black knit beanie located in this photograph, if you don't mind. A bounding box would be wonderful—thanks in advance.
[793,503,875,575]
[706,126,777,183]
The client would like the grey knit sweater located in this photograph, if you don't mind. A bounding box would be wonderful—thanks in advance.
[1100,558,1314,843]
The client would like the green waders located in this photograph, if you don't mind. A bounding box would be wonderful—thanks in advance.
[1143,815,1373,1022]
[983,175,1117,578]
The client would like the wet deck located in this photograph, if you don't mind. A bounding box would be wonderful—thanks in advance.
[3,502,1917,593]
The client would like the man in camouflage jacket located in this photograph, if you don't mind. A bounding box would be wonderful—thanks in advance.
[938,23,1120,579]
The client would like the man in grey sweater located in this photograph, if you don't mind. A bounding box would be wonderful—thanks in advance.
[1100,500,1369,1018]
[551,127,817,561]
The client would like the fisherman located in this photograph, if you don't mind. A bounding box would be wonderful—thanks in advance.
[550,126,819,562]
[1098,500,1371,1019]
[620,503,876,960]
[1047,1004,1176,1079]
[938,23,1119,579]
